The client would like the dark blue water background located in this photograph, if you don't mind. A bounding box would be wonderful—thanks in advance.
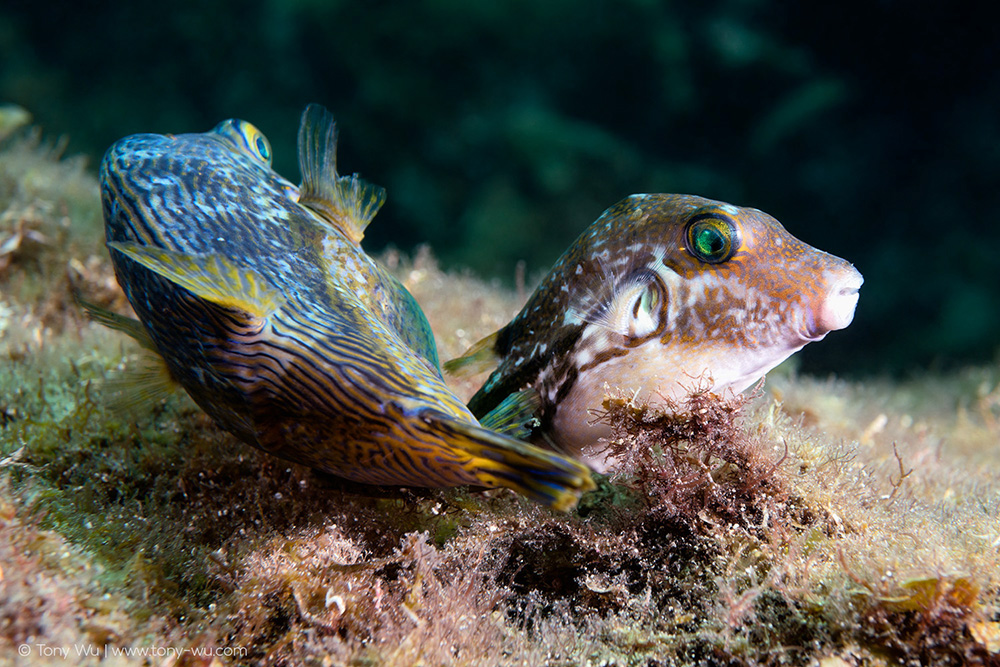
[2,0,996,376]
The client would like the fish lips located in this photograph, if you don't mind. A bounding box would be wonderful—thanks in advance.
[802,264,864,341]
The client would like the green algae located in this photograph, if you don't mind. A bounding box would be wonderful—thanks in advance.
[1,124,999,666]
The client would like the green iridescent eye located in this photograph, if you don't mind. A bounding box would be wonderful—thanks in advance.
[685,213,739,264]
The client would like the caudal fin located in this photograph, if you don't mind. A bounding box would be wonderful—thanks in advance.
[427,412,594,511]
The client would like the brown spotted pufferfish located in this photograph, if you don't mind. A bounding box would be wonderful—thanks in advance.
[447,194,862,471]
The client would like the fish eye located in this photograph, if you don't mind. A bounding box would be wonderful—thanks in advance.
[254,134,271,162]
[237,122,272,165]
[630,282,659,320]
[215,119,273,166]
[685,213,739,264]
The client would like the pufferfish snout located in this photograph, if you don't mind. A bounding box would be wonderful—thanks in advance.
[813,263,863,337]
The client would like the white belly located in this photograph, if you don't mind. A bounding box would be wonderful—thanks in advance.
[548,338,804,471]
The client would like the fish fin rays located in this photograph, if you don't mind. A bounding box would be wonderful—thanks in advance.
[443,331,501,378]
[75,293,157,351]
[578,272,663,338]
[567,247,670,338]
[108,242,283,320]
[104,350,182,414]
[424,411,594,511]
[296,103,386,245]
[478,387,542,440]
[75,295,182,412]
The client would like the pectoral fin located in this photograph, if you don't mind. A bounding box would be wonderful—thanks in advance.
[478,387,542,440]
[443,331,500,378]
[108,242,283,319]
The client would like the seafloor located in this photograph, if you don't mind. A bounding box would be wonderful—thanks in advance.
[0,125,998,667]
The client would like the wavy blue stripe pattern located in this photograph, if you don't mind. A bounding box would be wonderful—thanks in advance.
[99,105,594,509]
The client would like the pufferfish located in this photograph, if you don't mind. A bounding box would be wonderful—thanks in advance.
[447,194,862,470]
[96,103,594,509]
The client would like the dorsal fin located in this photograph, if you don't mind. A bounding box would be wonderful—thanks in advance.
[296,103,386,245]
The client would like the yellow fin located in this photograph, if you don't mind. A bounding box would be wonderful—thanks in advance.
[75,296,181,412]
[297,103,386,245]
[75,295,156,351]
[443,331,501,378]
[428,412,594,511]
[105,350,181,414]
[108,242,283,318]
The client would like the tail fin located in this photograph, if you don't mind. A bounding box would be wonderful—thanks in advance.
[427,412,594,511]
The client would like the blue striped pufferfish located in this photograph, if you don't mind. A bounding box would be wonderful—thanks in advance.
[447,194,863,471]
[96,104,594,510]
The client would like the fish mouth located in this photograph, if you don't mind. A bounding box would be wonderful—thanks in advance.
[800,328,829,343]
[810,266,863,337]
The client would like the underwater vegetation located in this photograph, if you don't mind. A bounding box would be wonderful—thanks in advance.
[1,121,999,666]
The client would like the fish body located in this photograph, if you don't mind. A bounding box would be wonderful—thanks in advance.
[449,194,862,470]
[99,104,593,509]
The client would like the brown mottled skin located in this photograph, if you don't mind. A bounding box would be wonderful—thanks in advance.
[461,194,862,467]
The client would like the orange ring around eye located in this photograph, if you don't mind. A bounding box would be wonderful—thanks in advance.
[684,213,738,264]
